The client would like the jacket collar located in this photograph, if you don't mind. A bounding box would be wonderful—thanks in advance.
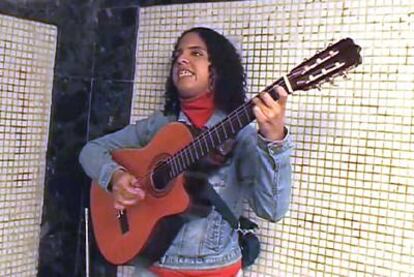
[178,109,227,129]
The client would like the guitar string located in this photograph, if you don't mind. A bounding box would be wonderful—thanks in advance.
[166,78,286,170]
[163,102,253,178]
[156,77,285,179]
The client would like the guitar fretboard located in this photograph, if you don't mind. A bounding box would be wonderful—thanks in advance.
[162,77,286,179]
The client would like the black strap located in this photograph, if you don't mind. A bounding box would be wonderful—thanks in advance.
[202,182,239,229]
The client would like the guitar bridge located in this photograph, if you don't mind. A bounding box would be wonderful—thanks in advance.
[117,209,129,234]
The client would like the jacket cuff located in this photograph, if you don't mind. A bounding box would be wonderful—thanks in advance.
[257,126,293,155]
[98,161,125,191]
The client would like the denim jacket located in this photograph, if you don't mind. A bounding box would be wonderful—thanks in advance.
[79,110,293,271]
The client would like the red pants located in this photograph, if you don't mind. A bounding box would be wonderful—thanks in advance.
[149,260,242,277]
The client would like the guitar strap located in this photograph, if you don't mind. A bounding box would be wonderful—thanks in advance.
[200,181,260,268]
[201,183,238,228]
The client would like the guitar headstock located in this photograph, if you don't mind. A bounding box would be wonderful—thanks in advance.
[287,38,362,91]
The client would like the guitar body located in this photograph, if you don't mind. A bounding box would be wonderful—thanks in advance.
[91,122,194,265]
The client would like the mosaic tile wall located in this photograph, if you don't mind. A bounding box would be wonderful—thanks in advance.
[0,14,56,276]
[121,0,413,276]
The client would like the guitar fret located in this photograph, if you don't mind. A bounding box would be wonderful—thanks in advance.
[193,142,200,158]
[208,131,217,147]
[222,125,228,139]
[213,128,221,145]
[243,106,252,123]
[177,154,183,172]
[200,139,206,156]
[176,158,181,175]
[189,148,195,164]
[208,131,215,145]
[218,128,224,143]
[205,138,211,153]
[229,119,236,134]
[167,160,176,179]
[183,154,188,169]
[173,158,179,174]
[194,147,200,160]
[171,159,178,176]
[205,135,214,152]
[183,151,190,168]
[188,151,193,165]
[188,151,193,167]
[236,113,243,128]
[182,154,187,170]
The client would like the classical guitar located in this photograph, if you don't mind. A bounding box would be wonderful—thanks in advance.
[90,38,362,265]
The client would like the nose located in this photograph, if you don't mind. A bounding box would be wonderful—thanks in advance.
[176,52,190,65]
[177,56,189,65]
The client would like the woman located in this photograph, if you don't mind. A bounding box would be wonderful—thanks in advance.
[80,27,293,276]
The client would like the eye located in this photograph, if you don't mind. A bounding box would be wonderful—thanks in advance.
[192,50,203,57]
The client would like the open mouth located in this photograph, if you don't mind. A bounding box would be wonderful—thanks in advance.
[178,69,194,78]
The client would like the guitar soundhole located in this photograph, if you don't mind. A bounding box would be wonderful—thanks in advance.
[152,160,171,191]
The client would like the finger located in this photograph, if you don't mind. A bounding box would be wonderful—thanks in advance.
[131,178,146,192]
[132,187,145,201]
[114,201,125,210]
[119,197,140,206]
[119,189,143,202]
[256,95,280,120]
[252,96,269,109]
[114,192,139,206]
[252,104,268,122]
[274,86,288,105]
[126,180,146,199]
[117,183,145,201]
[258,92,278,108]
[123,182,141,195]
[253,97,274,120]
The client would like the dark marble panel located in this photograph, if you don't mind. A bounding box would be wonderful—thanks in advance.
[89,79,133,139]
[46,0,97,26]
[55,37,95,78]
[39,76,92,277]
[19,6,49,23]
[99,0,235,8]
[0,0,93,25]
[49,0,97,78]
[0,1,28,18]
[139,0,240,6]
[46,76,91,216]
[93,7,138,80]
[98,0,140,9]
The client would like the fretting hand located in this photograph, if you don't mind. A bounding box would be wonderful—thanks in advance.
[252,86,288,141]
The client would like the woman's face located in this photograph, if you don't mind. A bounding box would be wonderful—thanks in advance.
[172,32,212,99]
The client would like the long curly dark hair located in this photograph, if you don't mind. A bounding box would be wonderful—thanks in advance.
[164,27,247,116]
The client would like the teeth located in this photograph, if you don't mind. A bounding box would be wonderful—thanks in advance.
[178,70,193,78]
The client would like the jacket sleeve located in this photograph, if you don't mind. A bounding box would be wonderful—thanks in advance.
[79,111,170,190]
[235,124,294,222]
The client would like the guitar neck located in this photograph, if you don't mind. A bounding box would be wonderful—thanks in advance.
[166,77,286,179]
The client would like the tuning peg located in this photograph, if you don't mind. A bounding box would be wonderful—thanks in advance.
[342,71,351,80]
[313,84,321,91]
[328,78,338,87]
